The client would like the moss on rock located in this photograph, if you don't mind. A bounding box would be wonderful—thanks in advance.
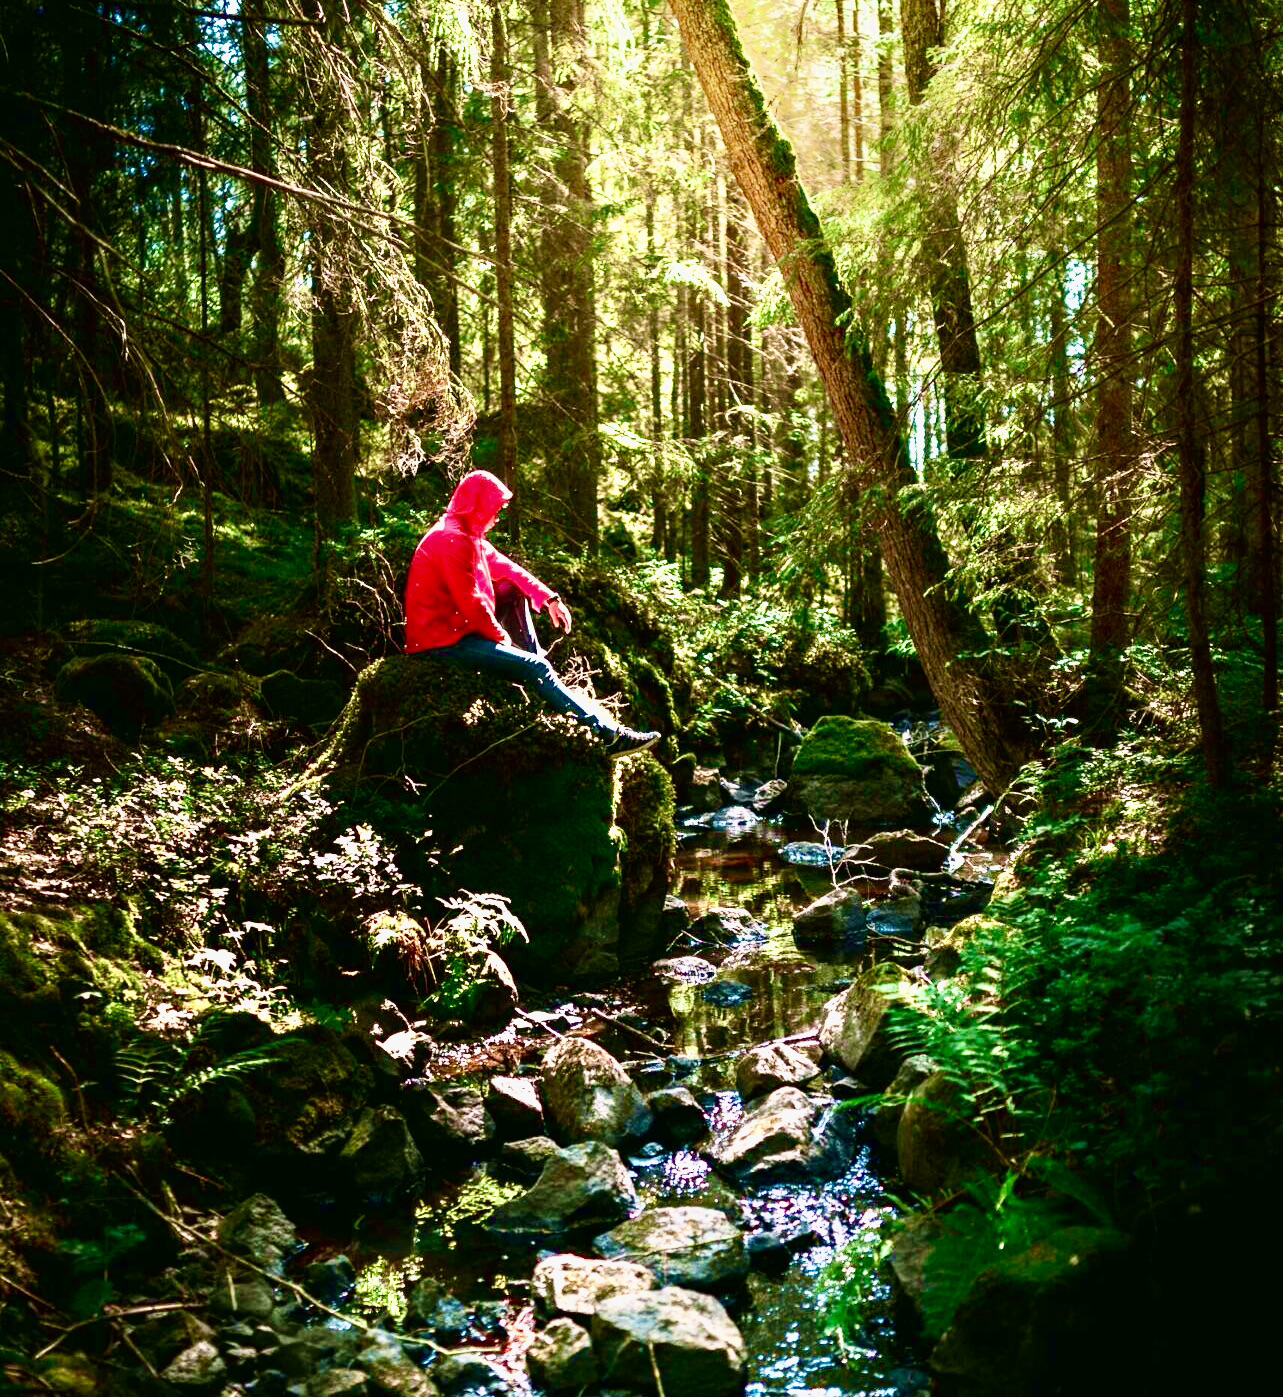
[55,653,175,742]
[0,1050,66,1146]
[60,618,198,686]
[792,716,929,824]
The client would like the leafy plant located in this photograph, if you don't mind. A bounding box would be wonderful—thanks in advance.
[423,890,527,1018]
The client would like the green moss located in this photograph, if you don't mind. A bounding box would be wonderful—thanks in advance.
[55,653,175,741]
[794,715,922,781]
[0,1050,66,1144]
[614,752,677,908]
[61,618,198,685]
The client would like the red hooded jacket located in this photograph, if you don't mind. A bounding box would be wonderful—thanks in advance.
[405,470,556,652]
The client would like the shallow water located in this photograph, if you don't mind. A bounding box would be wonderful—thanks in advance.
[336,806,975,1393]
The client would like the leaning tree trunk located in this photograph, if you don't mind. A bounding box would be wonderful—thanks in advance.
[666,0,1040,793]
[491,0,519,537]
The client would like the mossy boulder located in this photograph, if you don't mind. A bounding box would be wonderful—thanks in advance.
[0,1051,66,1159]
[58,618,198,686]
[305,654,675,982]
[259,669,346,731]
[55,653,175,742]
[792,716,929,825]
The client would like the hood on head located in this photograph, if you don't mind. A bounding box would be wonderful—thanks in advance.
[445,470,512,535]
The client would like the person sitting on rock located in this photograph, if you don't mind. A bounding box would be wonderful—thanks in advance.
[405,469,660,757]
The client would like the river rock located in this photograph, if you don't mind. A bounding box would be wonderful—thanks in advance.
[209,1273,276,1320]
[866,888,925,940]
[541,1037,652,1147]
[750,778,789,814]
[433,1352,511,1395]
[401,1083,495,1165]
[817,969,912,1090]
[498,1135,562,1179]
[745,1229,793,1276]
[486,1076,544,1140]
[651,954,716,983]
[714,1086,829,1185]
[533,1254,657,1319]
[689,768,725,813]
[591,1287,747,1397]
[864,830,950,872]
[872,1055,936,1158]
[791,886,866,944]
[645,1086,708,1143]
[735,1042,821,1100]
[217,1193,298,1273]
[791,716,929,824]
[132,1311,218,1369]
[355,1335,439,1397]
[594,1206,748,1291]
[929,1227,1133,1396]
[526,1316,598,1390]
[160,1340,227,1391]
[659,894,691,944]
[897,1072,990,1196]
[487,1140,638,1236]
[340,1106,425,1205]
[305,1370,368,1397]
[888,1211,944,1311]
[690,906,766,944]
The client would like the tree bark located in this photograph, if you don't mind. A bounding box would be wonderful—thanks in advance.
[491,0,519,539]
[535,0,600,551]
[667,0,1039,793]
[1174,0,1227,785]
[1086,0,1135,727]
[242,0,285,406]
[901,0,985,462]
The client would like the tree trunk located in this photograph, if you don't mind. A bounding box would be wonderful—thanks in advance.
[668,0,1038,792]
[1049,249,1076,585]
[1086,0,1135,728]
[491,0,519,538]
[901,0,986,462]
[242,0,285,406]
[1174,0,1227,784]
[1254,127,1278,714]
[535,0,600,551]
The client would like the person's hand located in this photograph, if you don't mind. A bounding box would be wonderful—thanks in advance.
[548,598,573,633]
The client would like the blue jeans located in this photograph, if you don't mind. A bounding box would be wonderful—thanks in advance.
[434,634,609,731]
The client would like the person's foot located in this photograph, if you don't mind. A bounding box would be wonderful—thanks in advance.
[602,726,660,758]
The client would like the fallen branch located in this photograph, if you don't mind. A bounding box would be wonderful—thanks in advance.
[586,1008,670,1057]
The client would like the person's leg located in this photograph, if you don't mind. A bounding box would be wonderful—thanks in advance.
[442,634,608,729]
[492,580,544,656]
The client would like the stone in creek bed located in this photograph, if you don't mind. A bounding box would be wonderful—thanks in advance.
[486,1075,544,1141]
[690,906,766,943]
[645,1085,709,1144]
[735,1041,822,1100]
[159,1340,227,1391]
[497,1134,562,1180]
[591,1287,747,1397]
[594,1206,748,1291]
[486,1140,639,1237]
[780,840,846,866]
[651,955,716,983]
[541,1037,652,1148]
[746,1229,793,1276]
[525,1316,598,1391]
[532,1253,657,1320]
[432,1351,514,1395]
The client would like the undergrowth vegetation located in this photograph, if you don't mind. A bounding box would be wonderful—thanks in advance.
[821,727,1283,1353]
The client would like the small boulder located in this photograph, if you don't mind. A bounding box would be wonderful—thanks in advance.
[487,1140,639,1237]
[791,716,929,824]
[526,1317,598,1391]
[209,1274,276,1320]
[56,653,174,741]
[650,955,716,983]
[592,1287,746,1397]
[745,1230,792,1277]
[872,1055,936,1158]
[532,1254,656,1320]
[750,778,788,814]
[159,1340,227,1392]
[735,1043,821,1102]
[897,1072,990,1197]
[659,895,692,943]
[864,830,950,873]
[432,1352,511,1395]
[689,906,765,944]
[688,768,725,813]
[486,1076,544,1141]
[218,1193,298,1273]
[340,1106,426,1205]
[713,1086,826,1186]
[792,886,866,944]
[401,1084,495,1164]
[645,1086,708,1144]
[305,1371,368,1397]
[498,1135,561,1180]
[817,968,914,1090]
[541,1037,652,1148]
[594,1206,748,1292]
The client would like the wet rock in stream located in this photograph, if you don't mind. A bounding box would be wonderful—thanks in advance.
[713,1086,852,1185]
[594,1206,748,1291]
[818,967,917,1090]
[541,1037,652,1148]
[526,1316,598,1390]
[735,1041,822,1100]
[791,885,866,944]
[591,1287,747,1397]
[532,1253,656,1320]
[485,1075,544,1140]
[644,1085,708,1144]
[487,1140,639,1237]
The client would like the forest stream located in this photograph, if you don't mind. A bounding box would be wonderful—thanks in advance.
[321,749,994,1397]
